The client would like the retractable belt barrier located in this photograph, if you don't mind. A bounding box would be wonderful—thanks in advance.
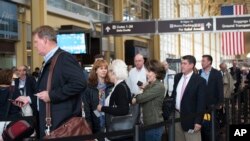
[44,111,209,141]
[0,106,223,141]
[0,116,34,122]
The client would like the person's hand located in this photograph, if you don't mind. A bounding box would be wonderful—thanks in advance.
[15,96,30,107]
[132,98,137,104]
[194,124,202,132]
[35,91,50,102]
[10,100,24,107]
[97,104,102,112]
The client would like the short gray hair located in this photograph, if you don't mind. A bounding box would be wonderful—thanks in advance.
[32,25,57,43]
[109,59,128,80]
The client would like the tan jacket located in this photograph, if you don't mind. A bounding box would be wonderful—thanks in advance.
[222,71,235,98]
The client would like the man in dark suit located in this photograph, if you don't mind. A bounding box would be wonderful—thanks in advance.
[14,65,37,116]
[229,60,242,92]
[199,55,224,141]
[172,55,206,141]
[17,25,87,139]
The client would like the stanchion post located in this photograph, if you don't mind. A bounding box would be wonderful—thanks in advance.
[134,124,140,141]
[168,114,175,141]
[225,99,230,141]
[232,95,236,124]
[237,92,241,124]
[211,105,216,141]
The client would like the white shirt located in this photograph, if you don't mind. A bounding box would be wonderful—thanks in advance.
[126,66,147,95]
[44,46,59,64]
[175,71,193,111]
[163,69,176,96]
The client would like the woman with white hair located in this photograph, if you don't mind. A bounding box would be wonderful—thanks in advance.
[97,59,131,140]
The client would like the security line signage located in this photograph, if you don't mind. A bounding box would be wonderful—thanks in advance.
[102,21,156,35]
[216,15,250,31]
[158,18,213,33]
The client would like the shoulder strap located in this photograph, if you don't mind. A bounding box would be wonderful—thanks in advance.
[45,51,64,132]
[120,82,131,103]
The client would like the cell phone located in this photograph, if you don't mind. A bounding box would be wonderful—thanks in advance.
[137,81,143,86]
[8,99,15,102]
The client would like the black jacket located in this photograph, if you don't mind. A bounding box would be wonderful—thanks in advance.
[172,73,206,131]
[36,49,87,138]
[199,68,224,106]
[101,81,131,116]
[82,83,113,133]
[229,67,242,91]
[14,75,37,115]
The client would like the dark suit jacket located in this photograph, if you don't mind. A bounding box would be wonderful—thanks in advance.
[14,75,37,115]
[36,49,87,138]
[229,67,242,91]
[172,73,206,131]
[199,68,224,106]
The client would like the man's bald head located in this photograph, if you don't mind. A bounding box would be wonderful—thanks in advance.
[162,60,169,71]
[219,62,227,72]
[134,54,144,70]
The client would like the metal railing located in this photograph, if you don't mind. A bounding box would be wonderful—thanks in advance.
[47,0,112,22]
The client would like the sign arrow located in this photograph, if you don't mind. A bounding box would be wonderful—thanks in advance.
[206,22,212,29]
[105,26,111,32]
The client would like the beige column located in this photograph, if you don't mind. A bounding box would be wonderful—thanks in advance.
[176,1,181,57]
[150,0,160,60]
[31,0,47,71]
[113,0,124,60]
[191,0,195,55]
[16,9,27,67]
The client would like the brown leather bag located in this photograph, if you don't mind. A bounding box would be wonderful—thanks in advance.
[43,51,92,140]
[44,117,92,139]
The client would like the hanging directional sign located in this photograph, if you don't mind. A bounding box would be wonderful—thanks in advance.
[158,18,213,33]
[102,21,156,35]
[216,16,250,31]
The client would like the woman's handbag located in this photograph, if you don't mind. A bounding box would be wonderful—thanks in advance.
[2,87,34,141]
[2,120,34,141]
[107,104,139,132]
[162,95,175,121]
[43,51,93,140]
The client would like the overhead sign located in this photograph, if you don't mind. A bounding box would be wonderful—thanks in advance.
[158,18,213,33]
[102,21,156,35]
[216,16,250,31]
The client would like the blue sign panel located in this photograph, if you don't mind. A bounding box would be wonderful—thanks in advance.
[0,0,18,40]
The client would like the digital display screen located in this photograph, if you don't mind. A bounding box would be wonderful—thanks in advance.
[57,33,86,54]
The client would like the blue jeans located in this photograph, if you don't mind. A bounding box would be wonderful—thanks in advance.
[145,127,164,141]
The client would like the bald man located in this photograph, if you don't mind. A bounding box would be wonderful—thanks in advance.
[126,54,147,95]
[162,60,176,96]
[219,63,234,99]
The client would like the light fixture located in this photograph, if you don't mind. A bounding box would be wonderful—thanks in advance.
[247,52,250,58]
